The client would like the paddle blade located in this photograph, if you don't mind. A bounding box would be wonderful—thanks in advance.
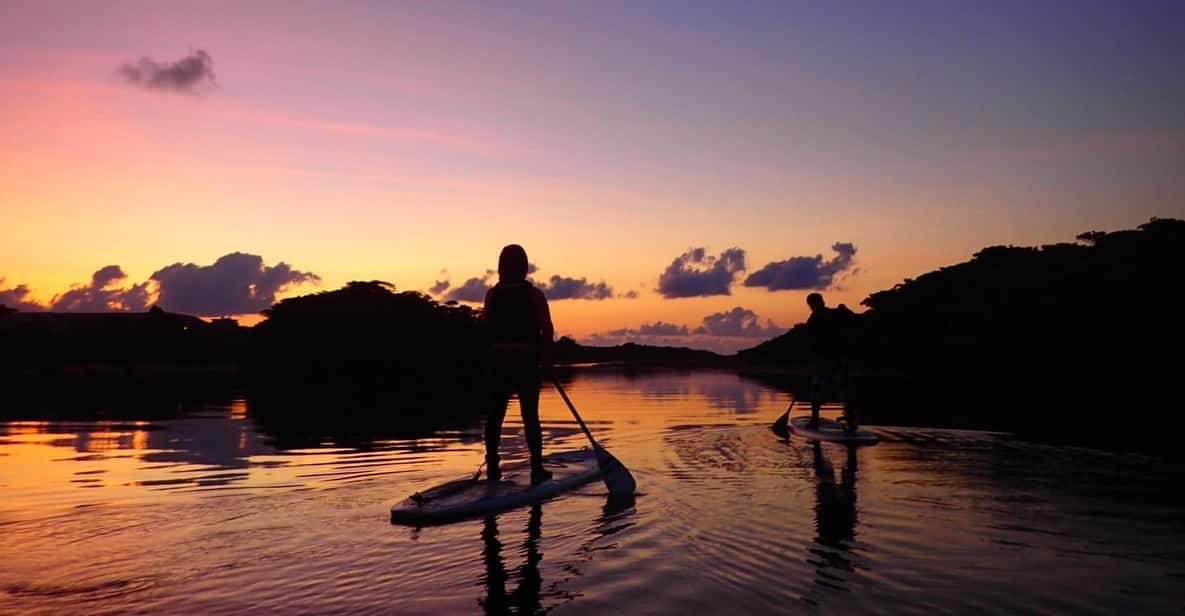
[771,408,790,439]
[594,445,637,496]
[603,492,636,516]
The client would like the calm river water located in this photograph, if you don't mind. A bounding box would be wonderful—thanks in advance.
[2,369,1182,614]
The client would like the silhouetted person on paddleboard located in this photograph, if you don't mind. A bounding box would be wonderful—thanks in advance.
[484,244,555,485]
[806,292,859,432]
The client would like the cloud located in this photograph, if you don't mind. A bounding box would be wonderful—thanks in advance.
[692,307,786,338]
[49,266,152,312]
[538,275,614,300]
[656,247,746,298]
[4,253,317,316]
[743,242,857,291]
[584,306,784,354]
[623,290,639,299]
[638,321,691,336]
[433,266,618,302]
[117,50,216,94]
[592,321,690,339]
[0,279,46,311]
[442,275,493,303]
[150,252,319,315]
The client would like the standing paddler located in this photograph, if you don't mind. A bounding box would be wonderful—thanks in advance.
[805,292,860,432]
[483,244,555,485]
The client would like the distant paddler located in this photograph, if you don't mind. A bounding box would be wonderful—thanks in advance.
[805,292,860,432]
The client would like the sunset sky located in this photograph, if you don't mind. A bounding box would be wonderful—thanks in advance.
[3,2,1184,351]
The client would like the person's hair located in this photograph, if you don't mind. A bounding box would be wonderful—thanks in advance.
[806,292,825,309]
[497,244,530,282]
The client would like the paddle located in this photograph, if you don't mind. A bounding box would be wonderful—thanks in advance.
[771,399,794,439]
[551,378,637,497]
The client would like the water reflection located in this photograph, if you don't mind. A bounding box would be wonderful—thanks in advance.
[3,369,1184,615]
[245,391,486,451]
[480,505,544,615]
[806,442,859,601]
[599,369,776,414]
[1,389,607,498]
[473,493,638,615]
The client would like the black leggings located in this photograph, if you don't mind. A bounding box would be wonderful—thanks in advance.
[485,352,544,468]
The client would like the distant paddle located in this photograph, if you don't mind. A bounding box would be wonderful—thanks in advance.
[552,379,637,497]
[771,399,794,439]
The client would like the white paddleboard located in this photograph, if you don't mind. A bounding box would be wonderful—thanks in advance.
[788,416,879,445]
[391,449,604,525]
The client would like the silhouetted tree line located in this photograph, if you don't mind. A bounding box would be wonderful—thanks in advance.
[0,306,244,379]
[244,281,488,411]
[552,336,724,364]
[740,218,1185,383]
[2,279,719,406]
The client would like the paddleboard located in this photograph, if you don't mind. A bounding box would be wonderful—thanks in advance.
[391,449,603,525]
[788,416,879,445]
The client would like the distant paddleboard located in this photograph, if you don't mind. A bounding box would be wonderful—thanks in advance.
[788,416,879,445]
[391,449,603,525]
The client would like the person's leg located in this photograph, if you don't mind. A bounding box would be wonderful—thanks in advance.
[517,368,551,483]
[842,400,858,432]
[836,359,858,432]
[510,354,551,483]
[485,369,511,480]
[809,365,825,429]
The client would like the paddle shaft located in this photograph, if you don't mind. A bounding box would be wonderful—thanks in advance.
[552,379,601,449]
[550,377,638,496]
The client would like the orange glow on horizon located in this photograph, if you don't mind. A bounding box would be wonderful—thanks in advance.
[3,21,1179,345]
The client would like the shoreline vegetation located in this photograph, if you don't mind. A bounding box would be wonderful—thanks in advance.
[3,218,1181,452]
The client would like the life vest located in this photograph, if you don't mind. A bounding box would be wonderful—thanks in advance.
[808,305,856,356]
[487,281,540,346]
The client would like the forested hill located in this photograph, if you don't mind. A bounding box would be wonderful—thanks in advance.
[739,217,1184,382]
[553,336,724,365]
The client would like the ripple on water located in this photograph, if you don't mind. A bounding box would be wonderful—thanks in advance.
[3,373,1185,615]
